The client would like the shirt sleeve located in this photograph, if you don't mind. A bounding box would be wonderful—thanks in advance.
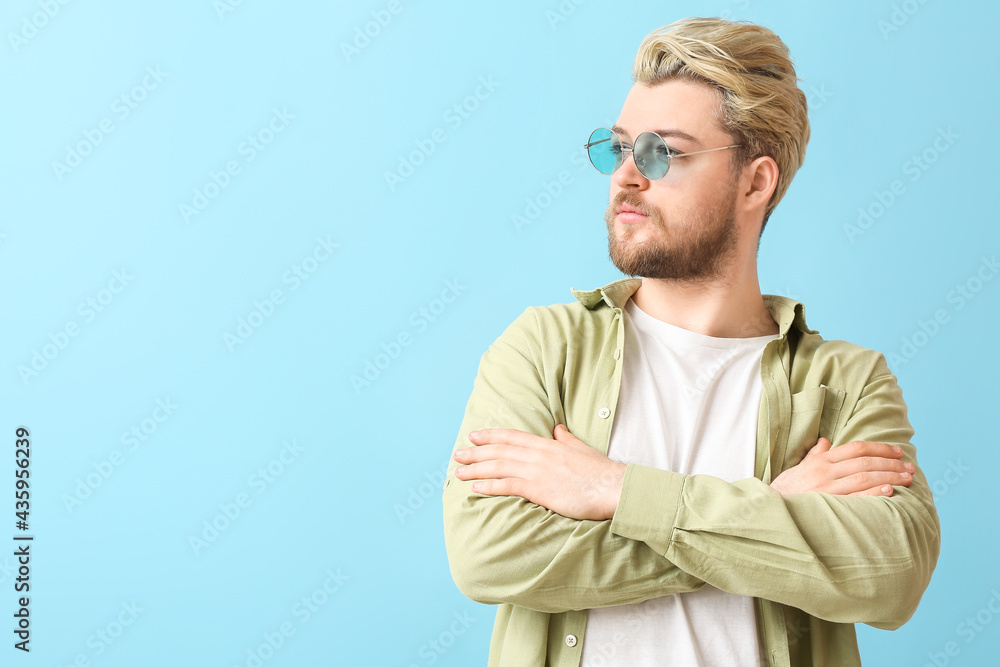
[442,307,706,614]
[610,352,941,630]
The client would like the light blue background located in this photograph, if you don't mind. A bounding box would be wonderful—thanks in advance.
[1,0,997,665]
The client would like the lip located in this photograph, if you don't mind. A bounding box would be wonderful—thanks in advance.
[616,202,649,223]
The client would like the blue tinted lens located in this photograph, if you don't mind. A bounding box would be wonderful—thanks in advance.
[586,128,621,175]
[633,132,670,179]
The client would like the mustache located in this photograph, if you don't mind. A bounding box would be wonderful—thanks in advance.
[606,195,659,222]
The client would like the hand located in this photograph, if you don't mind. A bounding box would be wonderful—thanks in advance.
[770,437,915,497]
[453,424,626,521]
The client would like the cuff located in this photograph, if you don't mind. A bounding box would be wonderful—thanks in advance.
[610,463,687,555]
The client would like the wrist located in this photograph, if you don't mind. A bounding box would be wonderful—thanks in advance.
[604,460,627,520]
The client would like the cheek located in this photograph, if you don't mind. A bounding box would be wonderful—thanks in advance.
[646,187,683,219]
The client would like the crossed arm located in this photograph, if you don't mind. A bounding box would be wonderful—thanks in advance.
[443,327,709,612]
[455,427,915,520]
[441,312,940,628]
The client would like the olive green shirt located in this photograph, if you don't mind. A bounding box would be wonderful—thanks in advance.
[442,277,940,667]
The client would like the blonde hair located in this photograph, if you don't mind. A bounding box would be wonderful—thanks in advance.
[632,16,810,229]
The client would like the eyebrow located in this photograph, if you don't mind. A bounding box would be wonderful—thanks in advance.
[611,124,701,147]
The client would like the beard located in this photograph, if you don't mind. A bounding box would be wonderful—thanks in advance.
[605,180,739,282]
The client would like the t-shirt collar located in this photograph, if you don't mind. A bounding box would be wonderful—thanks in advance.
[570,277,818,338]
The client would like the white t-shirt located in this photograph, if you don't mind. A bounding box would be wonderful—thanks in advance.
[579,297,779,667]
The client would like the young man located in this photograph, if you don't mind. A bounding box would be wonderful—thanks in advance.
[441,16,940,667]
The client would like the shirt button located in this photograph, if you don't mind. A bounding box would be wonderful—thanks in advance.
[598,407,610,419]
[613,348,621,360]
[565,634,578,647]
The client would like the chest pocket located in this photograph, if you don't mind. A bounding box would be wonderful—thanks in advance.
[784,384,847,468]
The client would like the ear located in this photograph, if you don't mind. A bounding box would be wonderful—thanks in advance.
[738,155,779,218]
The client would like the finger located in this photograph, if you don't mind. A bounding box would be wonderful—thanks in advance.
[468,477,524,498]
[825,440,904,463]
[469,428,543,447]
[827,470,912,495]
[455,458,525,482]
[553,423,582,444]
[804,437,833,458]
[833,456,915,478]
[847,484,895,498]
[454,443,535,464]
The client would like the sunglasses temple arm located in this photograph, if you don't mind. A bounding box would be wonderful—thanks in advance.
[673,144,741,158]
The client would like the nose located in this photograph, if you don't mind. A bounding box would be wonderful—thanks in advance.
[612,148,648,189]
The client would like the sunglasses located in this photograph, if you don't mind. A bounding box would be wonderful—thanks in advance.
[584,127,741,180]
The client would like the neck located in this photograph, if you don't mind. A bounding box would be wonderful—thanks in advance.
[630,261,779,339]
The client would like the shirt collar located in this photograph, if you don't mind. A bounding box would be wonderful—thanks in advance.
[570,277,818,338]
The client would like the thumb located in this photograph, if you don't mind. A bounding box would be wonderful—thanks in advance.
[553,423,573,441]
[806,436,833,457]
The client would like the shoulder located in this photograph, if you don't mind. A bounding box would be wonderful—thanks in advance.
[502,301,616,342]
[791,329,895,393]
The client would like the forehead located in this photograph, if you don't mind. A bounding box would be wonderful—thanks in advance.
[614,79,726,144]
